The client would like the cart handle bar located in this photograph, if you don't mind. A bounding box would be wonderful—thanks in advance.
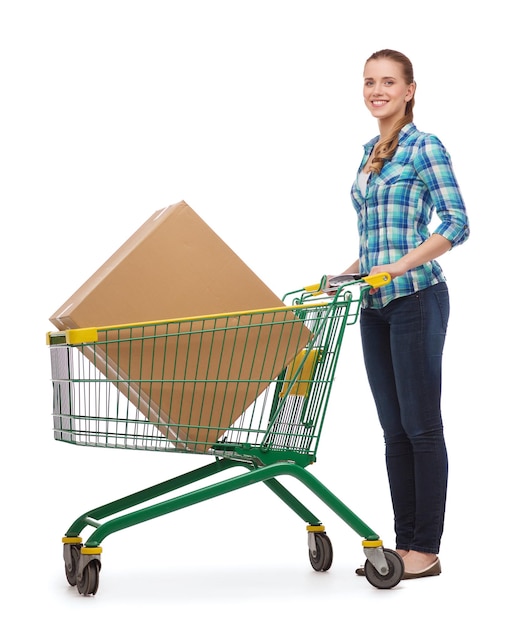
[304,272,391,294]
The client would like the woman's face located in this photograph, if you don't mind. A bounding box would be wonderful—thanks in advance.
[363,58,415,126]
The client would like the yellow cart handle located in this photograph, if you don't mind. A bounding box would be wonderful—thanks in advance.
[304,272,391,293]
[361,272,391,289]
[304,283,323,293]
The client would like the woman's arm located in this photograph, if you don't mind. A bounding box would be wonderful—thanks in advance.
[415,135,470,248]
[369,233,452,280]
[325,259,360,293]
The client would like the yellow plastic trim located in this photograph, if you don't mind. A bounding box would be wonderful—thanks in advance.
[362,272,391,289]
[362,539,383,548]
[279,349,322,398]
[65,328,99,344]
[62,536,83,544]
[306,524,326,533]
[81,546,103,555]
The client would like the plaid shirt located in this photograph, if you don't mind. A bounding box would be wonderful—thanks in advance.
[351,123,470,308]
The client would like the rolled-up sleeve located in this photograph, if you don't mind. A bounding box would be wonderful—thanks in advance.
[414,135,470,248]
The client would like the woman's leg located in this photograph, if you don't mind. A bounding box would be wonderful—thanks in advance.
[360,306,416,553]
[361,283,450,556]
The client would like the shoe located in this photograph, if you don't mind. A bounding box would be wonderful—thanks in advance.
[402,557,441,579]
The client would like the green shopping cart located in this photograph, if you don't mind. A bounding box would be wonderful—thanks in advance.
[47,273,403,595]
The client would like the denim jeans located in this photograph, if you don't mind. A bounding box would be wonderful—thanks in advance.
[360,282,450,554]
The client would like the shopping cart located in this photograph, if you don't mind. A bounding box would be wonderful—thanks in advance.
[47,273,404,595]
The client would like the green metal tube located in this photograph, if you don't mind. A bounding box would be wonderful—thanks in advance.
[65,458,245,537]
[261,476,322,525]
[82,461,379,547]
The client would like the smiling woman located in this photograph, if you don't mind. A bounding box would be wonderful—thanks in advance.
[362,50,416,173]
[326,48,470,580]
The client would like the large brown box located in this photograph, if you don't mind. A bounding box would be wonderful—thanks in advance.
[50,200,296,329]
[50,201,311,451]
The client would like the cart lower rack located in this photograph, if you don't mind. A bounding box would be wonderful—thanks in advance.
[47,274,403,594]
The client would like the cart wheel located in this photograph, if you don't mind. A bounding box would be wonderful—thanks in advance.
[364,548,404,589]
[77,560,101,596]
[64,543,82,586]
[309,532,333,572]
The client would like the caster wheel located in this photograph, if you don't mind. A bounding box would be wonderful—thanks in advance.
[77,560,101,596]
[364,548,404,589]
[64,543,82,586]
[309,532,333,572]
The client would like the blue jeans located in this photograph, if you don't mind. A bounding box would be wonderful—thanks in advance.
[360,282,450,554]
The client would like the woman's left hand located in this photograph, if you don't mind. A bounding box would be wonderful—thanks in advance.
[368,262,406,294]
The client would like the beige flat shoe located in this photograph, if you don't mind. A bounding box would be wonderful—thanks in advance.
[402,557,441,579]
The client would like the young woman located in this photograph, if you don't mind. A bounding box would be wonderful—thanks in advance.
[331,49,469,579]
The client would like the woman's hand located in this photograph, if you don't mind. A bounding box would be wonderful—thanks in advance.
[367,262,406,294]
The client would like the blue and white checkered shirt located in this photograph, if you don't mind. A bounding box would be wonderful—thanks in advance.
[351,123,470,309]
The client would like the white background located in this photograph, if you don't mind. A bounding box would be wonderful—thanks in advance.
[1,1,519,623]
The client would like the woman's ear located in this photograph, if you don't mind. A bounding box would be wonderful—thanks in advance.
[405,81,416,102]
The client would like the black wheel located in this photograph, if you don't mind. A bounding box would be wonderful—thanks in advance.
[64,543,82,586]
[308,532,333,572]
[77,560,101,596]
[364,548,404,589]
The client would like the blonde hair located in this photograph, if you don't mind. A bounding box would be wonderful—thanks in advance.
[366,49,415,174]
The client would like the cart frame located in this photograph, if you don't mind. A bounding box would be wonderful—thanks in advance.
[49,274,404,594]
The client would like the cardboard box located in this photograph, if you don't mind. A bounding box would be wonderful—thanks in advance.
[50,201,311,451]
[50,200,294,329]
